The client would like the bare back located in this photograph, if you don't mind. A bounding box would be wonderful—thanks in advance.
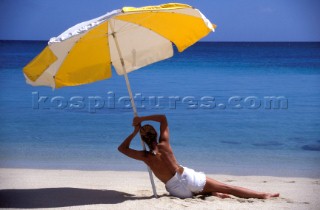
[144,142,181,183]
[119,115,180,183]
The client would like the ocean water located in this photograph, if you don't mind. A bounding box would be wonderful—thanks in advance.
[0,41,319,178]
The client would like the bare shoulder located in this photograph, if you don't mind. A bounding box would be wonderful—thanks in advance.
[157,142,173,153]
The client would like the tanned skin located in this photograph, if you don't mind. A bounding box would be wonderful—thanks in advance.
[118,115,279,199]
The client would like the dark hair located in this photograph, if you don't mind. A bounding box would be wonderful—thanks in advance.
[140,124,158,149]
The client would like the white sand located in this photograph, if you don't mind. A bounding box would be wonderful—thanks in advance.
[0,168,319,210]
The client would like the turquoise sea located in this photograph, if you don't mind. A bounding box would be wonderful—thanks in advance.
[0,41,319,178]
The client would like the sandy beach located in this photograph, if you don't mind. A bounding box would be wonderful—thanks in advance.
[0,168,319,210]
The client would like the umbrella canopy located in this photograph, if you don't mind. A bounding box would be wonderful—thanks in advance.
[23,3,215,88]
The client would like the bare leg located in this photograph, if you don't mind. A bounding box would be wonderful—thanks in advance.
[201,177,279,199]
[211,192,232,199]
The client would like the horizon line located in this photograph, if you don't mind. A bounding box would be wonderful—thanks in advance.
[1,39,319,43]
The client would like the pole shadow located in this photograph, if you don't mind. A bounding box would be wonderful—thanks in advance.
[0,187,152,208]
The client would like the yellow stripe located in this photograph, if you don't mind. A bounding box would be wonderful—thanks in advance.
[23,46,57,82]
[115,12,211,52]
[122,3,191,13]
[55,22,111,88]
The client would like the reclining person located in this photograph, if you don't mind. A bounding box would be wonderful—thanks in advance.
[118,114,280,199]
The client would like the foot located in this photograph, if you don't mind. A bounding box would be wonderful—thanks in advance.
[212,192,231,199]
[262,193,280,199]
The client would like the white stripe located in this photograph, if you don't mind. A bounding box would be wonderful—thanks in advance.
[26,34,87,88]
[108,19,173,75]
[49,9,121,44]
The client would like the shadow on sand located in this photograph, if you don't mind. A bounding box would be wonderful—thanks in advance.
[0,187,152,208]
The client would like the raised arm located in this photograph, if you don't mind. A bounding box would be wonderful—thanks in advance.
[118,124,147,161]
[133,115,169,144]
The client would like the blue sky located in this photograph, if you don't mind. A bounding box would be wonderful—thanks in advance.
[0,0,319,41]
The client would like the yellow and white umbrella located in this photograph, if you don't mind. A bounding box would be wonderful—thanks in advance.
[23,3,215,197]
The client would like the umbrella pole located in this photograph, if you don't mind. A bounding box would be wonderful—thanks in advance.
[123,62,159,199]
[110,24,158,198]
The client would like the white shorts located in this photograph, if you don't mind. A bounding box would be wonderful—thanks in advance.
[165,166,206,198]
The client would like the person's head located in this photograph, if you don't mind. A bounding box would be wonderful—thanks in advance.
[140,124,158,151]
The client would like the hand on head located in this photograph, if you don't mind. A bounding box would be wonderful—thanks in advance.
[133,116,142,126]
[132,116,141,131]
